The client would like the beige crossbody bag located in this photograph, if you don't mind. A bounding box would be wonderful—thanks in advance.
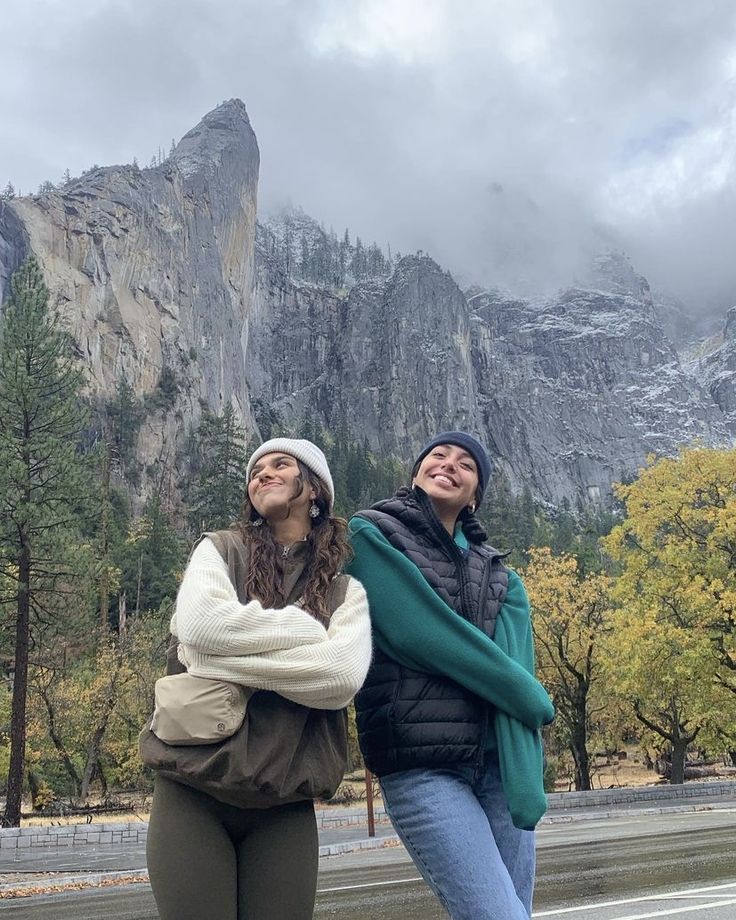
[150,673,252,746]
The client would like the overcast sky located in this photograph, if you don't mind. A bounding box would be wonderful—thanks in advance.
[2,0,736,313]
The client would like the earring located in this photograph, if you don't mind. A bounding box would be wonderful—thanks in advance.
[468,503,476,514]
[251,515,263,527]
[309,502,320,519]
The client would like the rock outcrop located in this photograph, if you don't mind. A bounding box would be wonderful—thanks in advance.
[691,307,736,430]
[248,248,731,504]
[247,254,480,453]
[467,254,731,503]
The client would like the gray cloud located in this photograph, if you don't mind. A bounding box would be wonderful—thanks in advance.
[2,0,736,314]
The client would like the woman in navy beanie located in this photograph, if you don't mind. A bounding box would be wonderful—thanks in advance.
[347,431,553,920]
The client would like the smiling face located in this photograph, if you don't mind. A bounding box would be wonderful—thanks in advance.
[413,443,479,520]
[247,452,315,524]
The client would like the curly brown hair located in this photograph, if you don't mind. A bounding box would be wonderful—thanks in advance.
[238,461,351,624]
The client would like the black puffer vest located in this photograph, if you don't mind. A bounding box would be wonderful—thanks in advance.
[354,487,508,776]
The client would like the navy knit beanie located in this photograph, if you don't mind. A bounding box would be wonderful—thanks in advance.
[413,431,492,503]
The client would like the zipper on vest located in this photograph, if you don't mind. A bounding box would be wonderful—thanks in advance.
[412,489,503,775]
[279,535,308,559]
[415,489,476,620]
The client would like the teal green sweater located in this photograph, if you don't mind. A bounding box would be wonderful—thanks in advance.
[347,517,554,830]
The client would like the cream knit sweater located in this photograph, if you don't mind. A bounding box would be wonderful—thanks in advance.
[171,538,372,710]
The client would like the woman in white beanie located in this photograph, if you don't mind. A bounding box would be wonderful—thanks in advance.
[146,438,372,920]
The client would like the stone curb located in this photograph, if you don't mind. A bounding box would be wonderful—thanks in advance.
[0,869,149,895]
[539,800,736,825]
[0,808,393,851]
[318,834,400,858]
[0,836,403,896]
[545,779,736,810]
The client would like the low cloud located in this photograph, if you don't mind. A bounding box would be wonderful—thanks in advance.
[2,0,735,314]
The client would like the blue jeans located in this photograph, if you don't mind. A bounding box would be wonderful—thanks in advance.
[379,754,535,920]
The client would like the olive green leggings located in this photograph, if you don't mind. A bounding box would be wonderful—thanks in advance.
[147,776,319,920]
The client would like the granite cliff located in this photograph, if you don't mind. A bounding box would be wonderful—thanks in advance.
[0,99,259,494]
[1,100,733,507]
[248,244,732,504]
[686,307,736,431]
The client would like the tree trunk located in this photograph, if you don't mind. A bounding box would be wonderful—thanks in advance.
[4,542,31,827]
[729,751,736,768]
[80,733,104,802]
[39,686,82,795]
[135,553,142,615]
[118,591,127,639]
[97,761,108,798]
[670,737,688,785]
[80,660,120,801]
[99,448,110,629]
[573,750,592,791]
[570,711,592,791]
[27,770,41,810]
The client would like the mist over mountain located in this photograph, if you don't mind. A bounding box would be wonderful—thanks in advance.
[1,99,734,507]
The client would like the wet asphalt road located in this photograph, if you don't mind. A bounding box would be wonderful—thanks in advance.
[1,807,735,918]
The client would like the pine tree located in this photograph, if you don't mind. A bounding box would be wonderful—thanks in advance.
[0,257,92,826]
[299,406,318,443]
[481,470,516,551]
[106,373,144,477]
[299,233,310,281]
[345,442,370,510]
[283,223,293,276]
[367,243,384,277]
[119,494,183,616]
[1,181,16,200]
[337,232,349,287]
[188,404,249,532]
[516,484,537,553]
[351,237,366,281]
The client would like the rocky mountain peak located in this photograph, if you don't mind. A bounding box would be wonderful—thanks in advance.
[586,250,653,304]
[724,305,736,340]
[170,98,258,181]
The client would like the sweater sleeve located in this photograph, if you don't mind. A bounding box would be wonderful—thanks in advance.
[494,586,550,829]
[172,537,329,655]
[347,517,554,729]
[182,576,373,710]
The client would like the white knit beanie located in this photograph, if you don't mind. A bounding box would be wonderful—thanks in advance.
[246,438,335,509]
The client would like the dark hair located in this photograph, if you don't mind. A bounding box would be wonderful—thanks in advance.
[238,461,351,623]
[456,505,488,545]
[409,454,488,512]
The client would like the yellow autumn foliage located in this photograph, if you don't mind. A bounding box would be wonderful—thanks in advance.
[524,547,614,789]
[602,447,736,768]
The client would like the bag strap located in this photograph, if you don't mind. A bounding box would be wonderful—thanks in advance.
[326,573,350,612]
[164,532,232,677]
